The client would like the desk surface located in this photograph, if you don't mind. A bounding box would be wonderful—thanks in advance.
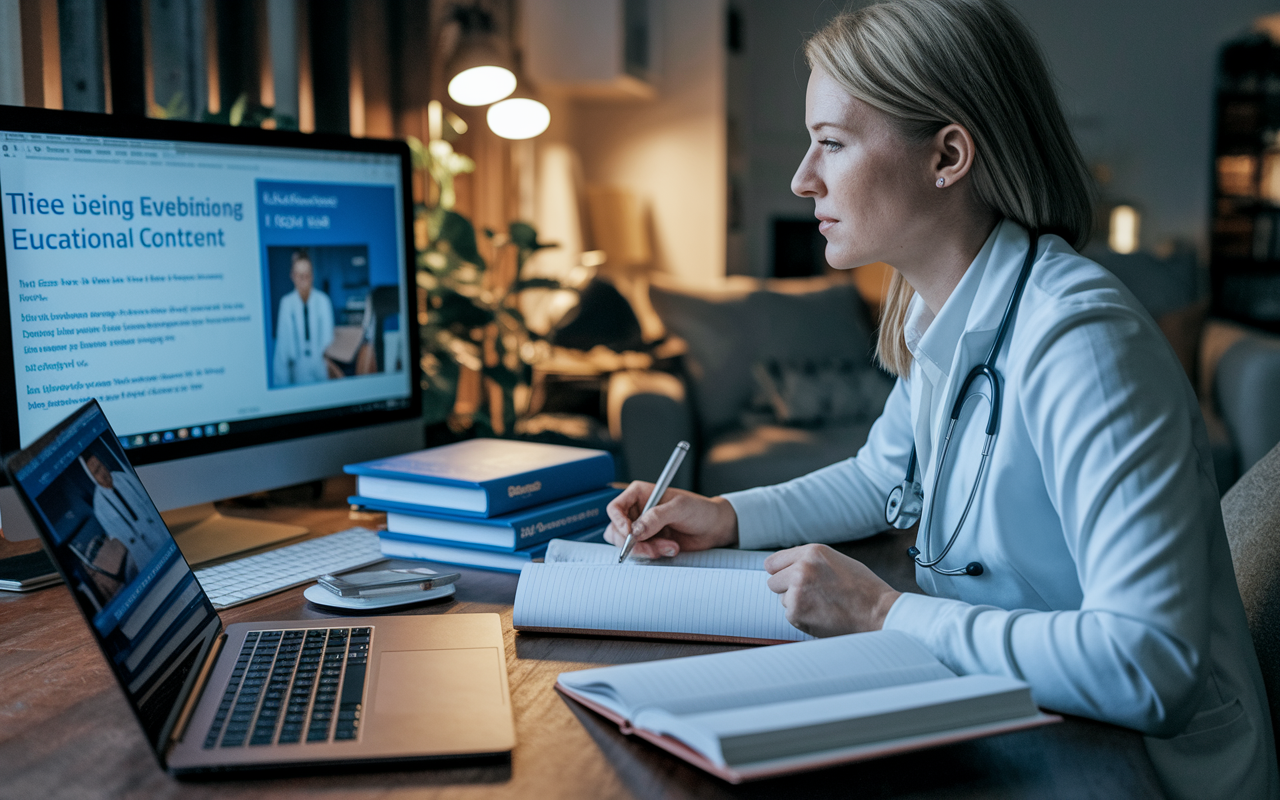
[0,478,1164,799]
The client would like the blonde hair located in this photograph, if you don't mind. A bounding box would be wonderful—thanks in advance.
[805,0,1093,376]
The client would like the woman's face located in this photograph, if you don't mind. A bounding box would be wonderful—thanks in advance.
[791,68,935,270]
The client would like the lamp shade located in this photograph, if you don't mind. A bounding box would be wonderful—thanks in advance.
[445,9,516,107]
[487,97,551,139]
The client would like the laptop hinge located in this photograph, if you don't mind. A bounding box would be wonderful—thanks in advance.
[169,631,227,747]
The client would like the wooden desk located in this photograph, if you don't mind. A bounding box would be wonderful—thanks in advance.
[0,479,1164,798]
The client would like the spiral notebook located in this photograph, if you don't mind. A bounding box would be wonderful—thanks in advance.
[513,540,810,644]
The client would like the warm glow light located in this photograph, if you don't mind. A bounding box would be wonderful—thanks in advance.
[1109,205,1140,254]
[487,98,551,140]
[447,65,516,107]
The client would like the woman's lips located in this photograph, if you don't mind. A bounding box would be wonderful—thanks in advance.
[817,217,836,234]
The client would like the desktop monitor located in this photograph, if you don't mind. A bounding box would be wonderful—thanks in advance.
[0,107,422,550]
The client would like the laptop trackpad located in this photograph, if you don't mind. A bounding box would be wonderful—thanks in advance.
[374,648,505,713]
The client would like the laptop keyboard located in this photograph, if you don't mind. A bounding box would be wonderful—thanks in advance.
[203,626,371,748]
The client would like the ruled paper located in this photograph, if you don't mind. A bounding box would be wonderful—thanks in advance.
[514,562,809,643]
[544,539,772,570]
[557,630,954,717]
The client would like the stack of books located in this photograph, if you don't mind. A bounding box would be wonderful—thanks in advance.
[345,438,620,573]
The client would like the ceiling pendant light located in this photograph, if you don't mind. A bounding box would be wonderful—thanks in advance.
[487,95,550,140]
[486,59,550,141]
[446,5,516,107]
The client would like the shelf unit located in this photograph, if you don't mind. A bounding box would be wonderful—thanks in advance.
[1211,35,1280,333]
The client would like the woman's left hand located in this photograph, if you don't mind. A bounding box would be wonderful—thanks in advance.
[764,544,902,637]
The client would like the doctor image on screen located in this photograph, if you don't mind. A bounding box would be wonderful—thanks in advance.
[272,249,335,386]
[80,453,167,577]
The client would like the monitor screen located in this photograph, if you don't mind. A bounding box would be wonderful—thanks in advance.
[0,108,422,539]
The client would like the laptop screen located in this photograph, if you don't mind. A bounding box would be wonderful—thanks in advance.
[5,400,220,753]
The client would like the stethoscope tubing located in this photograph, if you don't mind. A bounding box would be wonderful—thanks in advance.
[895,231,1040,577]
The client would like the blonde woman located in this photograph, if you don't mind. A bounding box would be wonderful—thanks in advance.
[604,1,1277,796]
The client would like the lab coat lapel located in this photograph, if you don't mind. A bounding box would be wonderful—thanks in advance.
[948,220,1034,385]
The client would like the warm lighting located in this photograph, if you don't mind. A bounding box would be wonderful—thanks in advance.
[1109,205,1140,254]
[487,97,551,139]
[445,6,516,107]
[580,250,607,268]
[448,65,517,107]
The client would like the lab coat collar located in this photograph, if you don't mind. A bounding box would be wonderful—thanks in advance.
[905,219,1029,382]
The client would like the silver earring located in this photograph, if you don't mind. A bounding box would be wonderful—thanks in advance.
[936,177,946,188]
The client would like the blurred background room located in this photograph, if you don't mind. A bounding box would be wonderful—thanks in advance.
[3,0,1279,494]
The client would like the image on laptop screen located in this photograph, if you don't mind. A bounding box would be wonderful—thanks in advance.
[8,401,220,750]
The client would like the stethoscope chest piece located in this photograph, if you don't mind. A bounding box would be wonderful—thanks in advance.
[884,478,923,529]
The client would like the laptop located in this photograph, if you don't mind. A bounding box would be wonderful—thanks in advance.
[3,400,515,776]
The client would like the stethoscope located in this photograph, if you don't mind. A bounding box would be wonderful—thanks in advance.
[883,232,1039,577]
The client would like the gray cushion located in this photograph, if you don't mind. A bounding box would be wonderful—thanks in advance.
[699,420,874,496]
[1216,331,1280,475]
[1221,439,1280,751]
[650,280,875,436]
[749,357,893,427]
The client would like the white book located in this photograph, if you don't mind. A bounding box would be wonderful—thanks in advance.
[513,540,806,644]
[556,630,1058,783]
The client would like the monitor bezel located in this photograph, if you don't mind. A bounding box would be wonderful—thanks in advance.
[0,106,422,484]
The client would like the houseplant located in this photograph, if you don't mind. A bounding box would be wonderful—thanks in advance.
[409,135,561,438]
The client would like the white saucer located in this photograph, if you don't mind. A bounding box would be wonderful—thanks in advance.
[303,582,456,611]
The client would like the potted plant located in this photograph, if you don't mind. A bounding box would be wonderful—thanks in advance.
[409,136,562,440]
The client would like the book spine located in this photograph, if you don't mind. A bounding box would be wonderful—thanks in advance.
[481,453,614,516]
[383,490,615,550]
[379,535,538,573]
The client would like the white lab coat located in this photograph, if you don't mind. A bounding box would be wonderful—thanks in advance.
[272,289,334,386]
[93,468,167,575]
[725,219,1278,799]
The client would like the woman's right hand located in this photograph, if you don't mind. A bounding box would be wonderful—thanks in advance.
[603,482,739,559]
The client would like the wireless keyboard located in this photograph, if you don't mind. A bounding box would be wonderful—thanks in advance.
[194,528,385,609]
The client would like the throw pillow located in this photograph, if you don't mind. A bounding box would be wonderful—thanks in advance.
[749,358,893,427]
[649,279,875,435]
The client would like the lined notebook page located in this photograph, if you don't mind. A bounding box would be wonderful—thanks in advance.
[544,539,771,570]
[558,631,954,717]
[514,563,808,643]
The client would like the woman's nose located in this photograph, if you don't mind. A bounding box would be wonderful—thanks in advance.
[791,150,820,198]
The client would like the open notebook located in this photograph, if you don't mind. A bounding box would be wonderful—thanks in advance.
[513,540,809,644]
[556,630,1059,783]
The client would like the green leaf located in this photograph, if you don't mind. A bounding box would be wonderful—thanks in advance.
[513,278,565,291]
[483,365,522,391]
[431,289,494,328]
[509,221,556,251]
[229,94,248,127]
[437,211,486,269]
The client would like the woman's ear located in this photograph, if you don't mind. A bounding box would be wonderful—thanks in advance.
[931,123,977,188]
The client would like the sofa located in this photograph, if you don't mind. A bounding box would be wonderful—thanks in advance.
[607,276,893,495]
[608,273,1280,499]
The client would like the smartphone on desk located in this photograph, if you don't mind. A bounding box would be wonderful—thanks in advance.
[318,567,460,598]
[0,549,61,592]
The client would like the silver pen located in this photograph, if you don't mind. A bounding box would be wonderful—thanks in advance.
[618,441,691,563]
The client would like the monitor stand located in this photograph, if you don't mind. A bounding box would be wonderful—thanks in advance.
[163,503,308,567]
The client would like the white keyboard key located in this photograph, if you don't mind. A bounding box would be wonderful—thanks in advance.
[194,527,385,609]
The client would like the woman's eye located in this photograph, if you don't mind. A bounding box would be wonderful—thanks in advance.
[819,139,842,152]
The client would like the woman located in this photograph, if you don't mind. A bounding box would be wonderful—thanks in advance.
[604,1,1277,796]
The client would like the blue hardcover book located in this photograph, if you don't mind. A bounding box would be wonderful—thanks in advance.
[379,525,608,574]
[344,438,615,518]
[351,486,621,551]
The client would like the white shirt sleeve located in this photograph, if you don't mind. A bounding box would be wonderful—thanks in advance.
[724,376,914,550]
[273,294,296,386]
[883,305,1211,736]
[314,290,335,356]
